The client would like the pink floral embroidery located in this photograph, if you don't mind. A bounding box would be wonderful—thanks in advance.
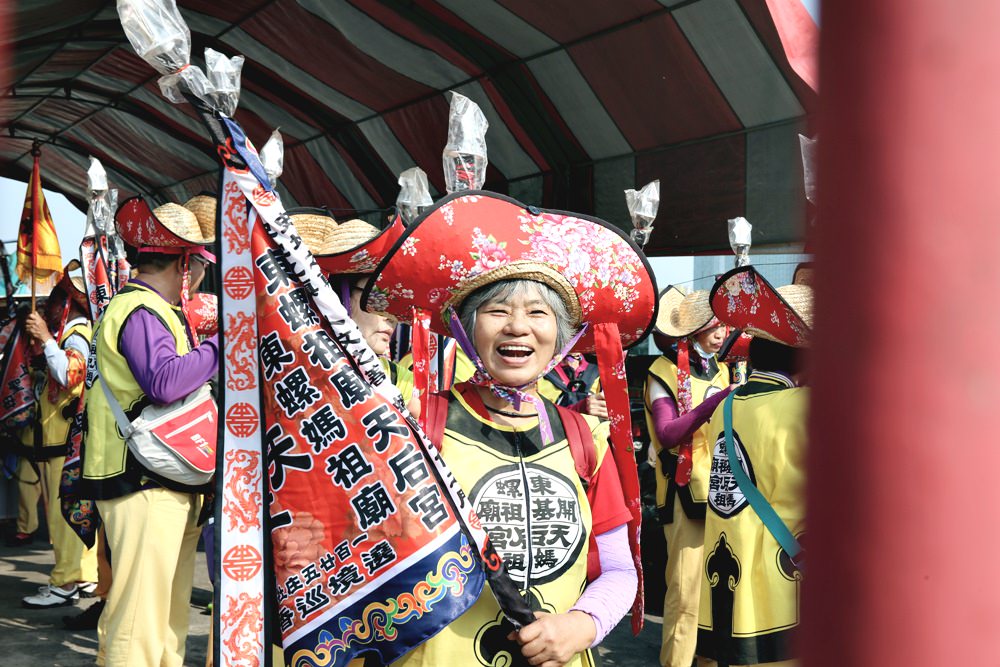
[349,249,379,273]
[470,228,510,274]
[400,238,419,256]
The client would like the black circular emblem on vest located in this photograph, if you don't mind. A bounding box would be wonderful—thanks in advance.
[708,430,757,518]
[469,463,585,586]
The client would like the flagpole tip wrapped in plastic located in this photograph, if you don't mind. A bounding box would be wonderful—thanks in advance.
[728,216,752,267]
[397,167,434,225]
[118,0,243,114]
[260,129,284,189]
[625,180,660,249]
[443,92,489,194]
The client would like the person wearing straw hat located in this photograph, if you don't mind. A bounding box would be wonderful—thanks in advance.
[295,208,421,417]
[363,191,656,667]
[13,262,99,608]
[695,267,812,667]
[81,195,218,667]
[644,286,734,667]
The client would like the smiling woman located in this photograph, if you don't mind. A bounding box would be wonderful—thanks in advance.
[364,191,658,667]
[459,279,573,392]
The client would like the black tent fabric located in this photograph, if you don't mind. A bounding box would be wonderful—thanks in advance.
[1,0,816,254]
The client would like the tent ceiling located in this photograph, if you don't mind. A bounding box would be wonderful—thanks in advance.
[1,0,816,255]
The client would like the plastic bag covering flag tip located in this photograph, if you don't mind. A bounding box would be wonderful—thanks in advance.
[397,167,433,225]
[443,92,488,194]
[625,180,659,248]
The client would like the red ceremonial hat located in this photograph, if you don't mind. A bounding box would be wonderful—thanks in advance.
[115,196,216,250]
[362,191,658,353]
[709,266,813,348]
[187,292,219,337]
[293,206,406,276]
[55,259,88,314]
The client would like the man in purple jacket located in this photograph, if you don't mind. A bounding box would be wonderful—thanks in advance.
[82,198,217,667]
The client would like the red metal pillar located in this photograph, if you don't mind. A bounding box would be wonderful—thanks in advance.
[806,1,1000,664]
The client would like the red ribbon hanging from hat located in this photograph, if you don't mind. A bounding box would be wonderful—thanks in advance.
[593,321,644,634]
[674,338,695,486]
[411,306,433,431]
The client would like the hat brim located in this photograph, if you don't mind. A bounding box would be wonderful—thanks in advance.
[314,213,405,276]
[709,266,810,348]
[361,190,658,353]
[116,196,214,249]
[654,286,686,337]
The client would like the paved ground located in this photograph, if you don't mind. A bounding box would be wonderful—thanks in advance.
[0,531,661,666]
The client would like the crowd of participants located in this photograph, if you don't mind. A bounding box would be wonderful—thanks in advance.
[2,190,812,667]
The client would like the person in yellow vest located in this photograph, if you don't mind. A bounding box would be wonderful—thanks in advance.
[696,267,812,667]
[364,192,656,667]
[82,196,218,667]
[295,209,421,420]
[16,264,99,608]
[645,286,734,667]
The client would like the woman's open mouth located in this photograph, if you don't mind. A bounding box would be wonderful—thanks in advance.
[496,343,534,362]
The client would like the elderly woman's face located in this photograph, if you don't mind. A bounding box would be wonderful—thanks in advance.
[350,276,397,356]
[472,283,558,388]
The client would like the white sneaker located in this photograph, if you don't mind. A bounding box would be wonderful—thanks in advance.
[78,582,98,598]
[22,584,79,609]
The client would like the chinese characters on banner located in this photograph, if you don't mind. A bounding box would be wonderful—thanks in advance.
[214,123,511,666]
[251,220,482,665]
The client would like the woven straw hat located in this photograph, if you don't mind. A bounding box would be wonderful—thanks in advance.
[776,284,813,330]
[325,220,379,254]
[292,208,338,255]
[656,288,718,338]
[654,286,684,337]
[183,194,217,243]
[445,260,582,327]
[116,196,215,249]
[709,266,812,348]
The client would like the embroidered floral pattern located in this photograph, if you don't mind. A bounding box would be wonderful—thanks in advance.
[349,249,379,273]
[400,237,419,256]
[372,194,656,351]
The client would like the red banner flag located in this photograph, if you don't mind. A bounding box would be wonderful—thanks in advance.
[16,152,63,284]
[215,118,532,667]
[0,319,34,434]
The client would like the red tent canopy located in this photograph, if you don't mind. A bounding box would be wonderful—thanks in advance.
[1,0,816,254]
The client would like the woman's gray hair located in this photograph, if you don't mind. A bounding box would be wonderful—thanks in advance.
[457,279,575,353]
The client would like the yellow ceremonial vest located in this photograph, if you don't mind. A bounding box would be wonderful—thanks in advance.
[697,373,808,665]
[644,354,729,519]
[381,357,414,405]
[393,388,608,667]
[82,284,191,493]
[21,321,91,453]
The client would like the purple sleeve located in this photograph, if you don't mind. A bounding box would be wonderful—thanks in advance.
[651,386,733,448]
[120,308,219,405]
[570,525,637,647]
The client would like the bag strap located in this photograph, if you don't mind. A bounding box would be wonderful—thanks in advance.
[93,339,132,435]
[555,404,596,487]
[97,374,133,436]
[723,391,803,567]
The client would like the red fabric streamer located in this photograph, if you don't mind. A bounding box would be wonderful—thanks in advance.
[593,321,644,634]
[674,338,694,487]
[411,306,432,430]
